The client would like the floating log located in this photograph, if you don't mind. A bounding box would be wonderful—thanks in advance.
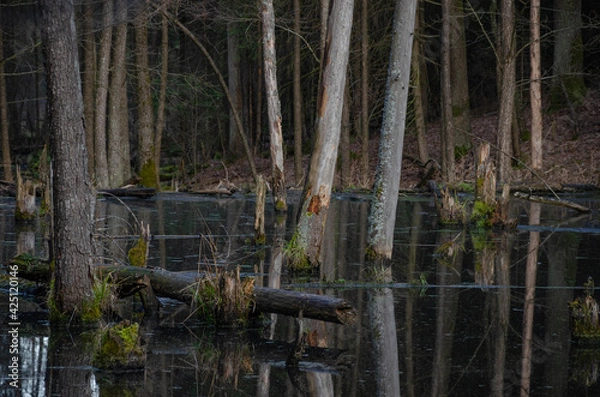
[98,187,157,198]
[513,191,591,213]
[9,258,357,325]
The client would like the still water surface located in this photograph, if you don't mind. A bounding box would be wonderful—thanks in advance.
[1,191,600,396]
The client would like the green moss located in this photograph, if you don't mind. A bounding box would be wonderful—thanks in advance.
[127,237,147,267]
[275,199,287,212]
[470,200,496,229]
[139,158,158,189]
[93,322,145,369]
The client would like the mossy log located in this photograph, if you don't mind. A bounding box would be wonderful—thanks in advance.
[8,258,358,325]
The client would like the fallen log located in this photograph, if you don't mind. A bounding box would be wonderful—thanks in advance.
[98,187,157,198]
[8,258,357,325]
[513,191,591,213]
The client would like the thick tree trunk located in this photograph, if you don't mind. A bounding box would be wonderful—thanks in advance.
[40,0,94,315]
[81,1,96,178]
[368,0,418,258]
[134,5,157,188]
[294,0,355,267]
[530,0,542,172]
[441,0,456,183]
[93,0,113,189]
[359,0,370,184]
[107,0,130,188]
[154,10,169,189]
[411,4,429,165]
[261,0,287,211]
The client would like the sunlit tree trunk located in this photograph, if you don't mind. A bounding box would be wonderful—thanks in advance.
[134,5,157,188]
[81,0,96,178]
[552,0,585,106]
[40,0,94,316]
[530,0,542,172]
[293,0,304,185]
[93,0,113,189]
[293,0,355,267]
[0,26,13,183]
[497,0,516,183]
[450,0,471,154]
[368,0,418,258]
[107,0,130,187]
[261,0,287,211]
[440,0,455,183]
[154,10,169,189]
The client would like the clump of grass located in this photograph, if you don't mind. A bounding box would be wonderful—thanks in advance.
[283,233,313,273]
[569,277,600,341]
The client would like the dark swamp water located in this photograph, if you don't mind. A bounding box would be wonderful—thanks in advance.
[1,190,600,396]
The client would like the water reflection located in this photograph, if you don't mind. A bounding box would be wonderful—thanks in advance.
[1,193,600,396]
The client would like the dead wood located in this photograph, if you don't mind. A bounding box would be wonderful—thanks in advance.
[98,187,157,198]
[9,259,357,325]
[513,191,591,213]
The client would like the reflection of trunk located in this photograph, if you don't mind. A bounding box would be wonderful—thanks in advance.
[431,231,464,397]
[543,232,579,394]
[47,331,94,396]
[520,202,540,396]
[16,225,35,255]
[368,287,401,396]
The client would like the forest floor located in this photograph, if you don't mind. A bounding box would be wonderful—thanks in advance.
[187,89,600,194]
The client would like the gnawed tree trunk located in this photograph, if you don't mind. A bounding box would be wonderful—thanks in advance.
[261,0,287,211]
[367,0,418,259]
[11,260,358,325]
[292,0,355,268]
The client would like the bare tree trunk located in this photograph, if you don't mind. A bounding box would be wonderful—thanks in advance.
[450,0,471,154]
[227,22,243,157]
[40,0,94,316]
[359,0,370,184]
[411,3,429,165]
[261,0,287,211]
[340,85,351,188]
[93,0,113,189]
[368,0,418,258]
[497,0,516,183]
[293,0,355,268]
[530,0,542,172]
[107,0,130,187]
[154,10,169,189]
[440,0,456,183]
[0,26,13,183]
[82,0,96,178]
[134,5,157,188]
[293,0,304,185]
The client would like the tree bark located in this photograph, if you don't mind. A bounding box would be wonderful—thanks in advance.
[411,3,429,165]
[40,0,94,315]
[107,0,130,188]
[440,0,456,183]
[0,25,13,183]
[368,0,418,258]
[530,0,542,172]
[359,0,370,184]
[154,9,169,189]
[497,0,516,184]
[294,0,355,267]
[293,0,304,185]
[93,0,113,189]
[81,0,96,178]
[227,22,243,157]
[261,0,287,211]
[450,0,471,153]
[134,5,157,188]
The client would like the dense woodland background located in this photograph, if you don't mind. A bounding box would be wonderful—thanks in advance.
[1,0,600,191]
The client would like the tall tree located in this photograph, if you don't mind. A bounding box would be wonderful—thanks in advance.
[359,0,370,184]
[293,0,304,185]
[440,0,456,182]
[134,4,157,188]
[530,0,542,172]
[0,24,13,183]
[291,0,355,268]
[81,0,96,178]
[367,0,418,258]
[107,0,130,187]
[40,0,94,316]
[154,9,169,188]
[261,0,287,211]
[93,0,113,189]
[497,0,516,183]
[552,0,585,106]
[227,22,243,157]
[449,0,471,154]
